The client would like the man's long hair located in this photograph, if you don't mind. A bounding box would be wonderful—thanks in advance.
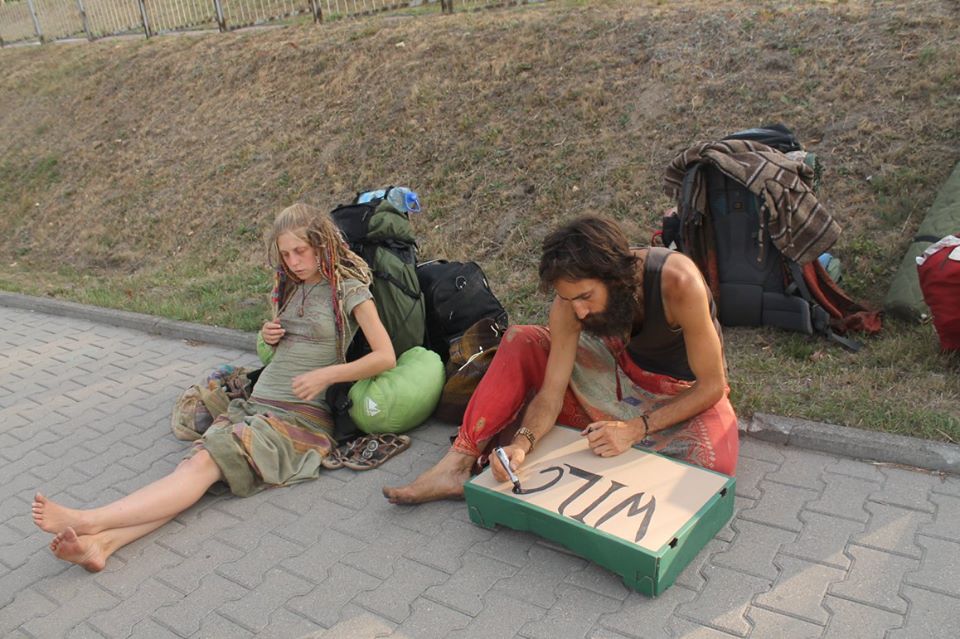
[538,216,641,297]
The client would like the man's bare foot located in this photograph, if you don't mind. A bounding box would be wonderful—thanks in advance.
[49,528,107,572]
[32,493,95,535]
[383,450,475,505]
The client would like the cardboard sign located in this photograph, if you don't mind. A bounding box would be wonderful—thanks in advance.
[464,426,734,596]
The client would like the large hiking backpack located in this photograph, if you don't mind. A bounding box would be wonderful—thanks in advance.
[330,189,426,359]
[663,125,879,350]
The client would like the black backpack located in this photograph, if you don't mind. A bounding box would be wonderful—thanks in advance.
[416,260,509,362]
[666,125,861,350]
[330,190,426,360]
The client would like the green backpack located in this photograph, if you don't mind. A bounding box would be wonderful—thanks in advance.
[330,190,426,358]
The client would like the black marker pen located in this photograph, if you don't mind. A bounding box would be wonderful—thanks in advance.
[493,446,522,494]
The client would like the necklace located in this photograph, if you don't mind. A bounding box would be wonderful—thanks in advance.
[298,281,322,317]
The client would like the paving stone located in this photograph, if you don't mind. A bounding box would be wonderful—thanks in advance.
[324,469,398,511]
[754,555,845,625]
[492,543,586,609]
[665,618,745,638]
[313,603,395,639]
[64,622,109,639]
[212,501,299,551]
[423,551,517,616]
[286,563,383,628]
[733,458,778,500]
[673,538,729,592]
[920,492,960,542]
[852,502,930,558]
[64,462,138,504]
[518,583,621,639]
[0,587,58,636]
[191,612,255,638]
[0,528,56,571]
[266,488,356,545]
[214,532,304,589]
[821,595,904,639]
[150,573,248,636]
[385,597,472,639]
[447,589,546,639]
[806,474,878,523]
[780,510,864,570]
[355,557,449,623]
[746,606,825,637]
[827,545,917,614]
[738,438,785,464]
[470,527,538,568]
[931,473,960,497]
[404,517,496,574]
[250,607,325,639]
[384,493,465,535]
[218,568,315,633]
[764,446,833,491]
[31,442,100,481]
[116,435,186,474]
[88,578,183,639]
[0,450,53,486]
[94,541,184,598]
[887,585,960,639]
[280,528,368,584]
[737,481,818,533]
[562,560,632,601]
[870,466,938,513]
[154,537,245,594]
[675,565,772,636]
[597,586,698,639]
[155,501,241,557]
[20,583,119,638]
[904,535,960,598]
[712,519,796,580]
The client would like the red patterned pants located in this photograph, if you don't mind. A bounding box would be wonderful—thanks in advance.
[452,325,739,476]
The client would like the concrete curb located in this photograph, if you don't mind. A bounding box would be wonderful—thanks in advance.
[4,290,959,476]
[0,290,257,353]
[744,413,960,475]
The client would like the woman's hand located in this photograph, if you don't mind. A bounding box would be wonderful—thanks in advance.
[582,420,639,457]
[291,368,334,402]
[261,319,285,346]
[490,444,527,483]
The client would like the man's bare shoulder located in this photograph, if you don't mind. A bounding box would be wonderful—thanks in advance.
[659,251,706,297]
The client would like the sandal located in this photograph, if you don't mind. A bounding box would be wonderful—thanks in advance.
[321,433,411,471]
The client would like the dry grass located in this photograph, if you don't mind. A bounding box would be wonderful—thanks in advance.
[1,0,958,437]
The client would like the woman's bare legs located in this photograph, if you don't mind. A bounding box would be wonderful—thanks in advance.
[49,516,175,572]
[33,450,223,536]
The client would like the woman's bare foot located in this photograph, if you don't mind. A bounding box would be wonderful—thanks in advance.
[32,493,95,535]
[383,450,475,505]
[49,528,107,572]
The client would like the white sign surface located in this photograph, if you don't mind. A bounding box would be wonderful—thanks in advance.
[470,427,730,551]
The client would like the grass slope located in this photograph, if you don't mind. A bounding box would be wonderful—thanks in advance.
[1,0,958,439]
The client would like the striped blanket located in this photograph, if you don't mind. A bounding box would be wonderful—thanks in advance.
[664,138,839,265]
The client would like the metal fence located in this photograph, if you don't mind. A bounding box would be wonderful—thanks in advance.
[0,0,525,44]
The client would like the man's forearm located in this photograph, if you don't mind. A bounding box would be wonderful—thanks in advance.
[515,392,564,452]
[636,381,725,438]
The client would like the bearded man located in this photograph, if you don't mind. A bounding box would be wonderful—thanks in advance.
[384,216,738,505]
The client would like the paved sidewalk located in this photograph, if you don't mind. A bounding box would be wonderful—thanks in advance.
[2,304,960,638]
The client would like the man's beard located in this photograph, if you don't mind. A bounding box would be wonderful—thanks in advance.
[580,283,639,338]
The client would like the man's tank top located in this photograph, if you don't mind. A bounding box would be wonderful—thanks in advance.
[625,247,721,382]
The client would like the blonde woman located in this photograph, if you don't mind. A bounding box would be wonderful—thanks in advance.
[32,203,395,571]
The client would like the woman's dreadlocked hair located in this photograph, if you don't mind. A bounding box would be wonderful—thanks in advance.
[267,203,372,362]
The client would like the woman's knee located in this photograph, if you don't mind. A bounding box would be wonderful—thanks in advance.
[180,449,222,480]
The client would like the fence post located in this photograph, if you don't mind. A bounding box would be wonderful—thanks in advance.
[75,0,93,40]
[212,0,226,31]
[309,0,322,23]
[136,0,152,38]
[25,0,44,42]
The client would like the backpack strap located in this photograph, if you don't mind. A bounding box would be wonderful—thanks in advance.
[787,261,863,352]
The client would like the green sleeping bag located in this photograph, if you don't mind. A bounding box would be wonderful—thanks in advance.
[348,346,446,434]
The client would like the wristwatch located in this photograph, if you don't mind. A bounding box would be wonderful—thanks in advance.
[514,426,536,453]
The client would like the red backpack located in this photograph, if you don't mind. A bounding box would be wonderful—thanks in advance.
[917,235,960,351]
